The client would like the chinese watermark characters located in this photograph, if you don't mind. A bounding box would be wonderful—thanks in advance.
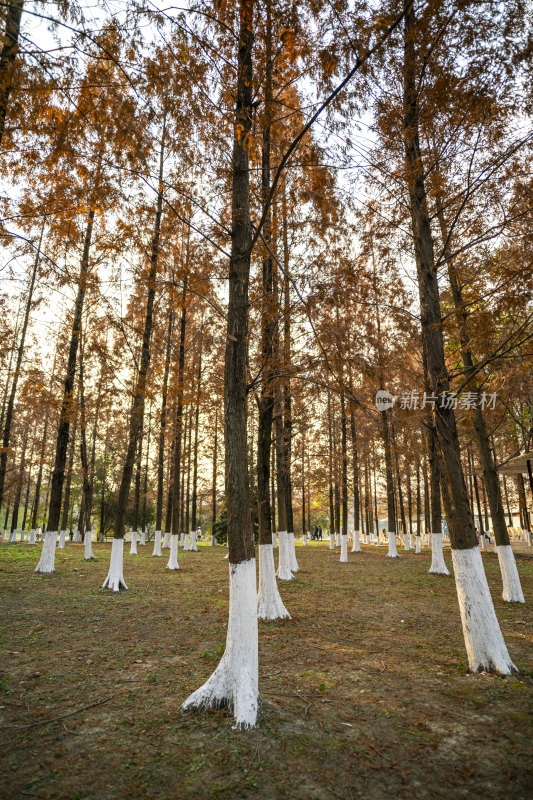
[375,390,497,412]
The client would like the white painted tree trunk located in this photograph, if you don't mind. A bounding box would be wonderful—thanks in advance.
[276,531,294,581]
[9,529,16,543]
[190,530,198,551]
[328,532,335,550]
[180,532,185,547]
[403,533,411,551]
[452,547,517,673]
[415,535,421,553]
[258,544,290,620]
[182,558,259,728]
[303,533,308,545]
[73,530,81,543]
[29,529,35,545]
[84,530,95,560]
[167,533,179,570]
[428,533,449,575]
[58,530,66,549]
[102,538,128,592]
[184,533,191,551]
[351,530,361,552]
[496,545,524,603]
[211,534,216,546]
[152,530,162,557]
[130,531,138,555]
[480,535,485,550]
[35,530,57,573]
[139,530,146,546]
[387,531,400,558]
[19,530,25,542]
[336,530,341,547]
[163,531,171,549]
[288,532,299,573]
[340,533,348,562]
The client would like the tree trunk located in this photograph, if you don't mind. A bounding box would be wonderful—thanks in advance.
[211,407,218,543]
[391,421,408,549]
[191,344,202,532]
[170,272,188,541]
[402,1,516,668]
[141,406,151,541]
[156,310,173,532]
[0,221,43,509]
[350,403,360,535]
[0,0,23,145]
[104,127,165,590]
[182,0,259,726]
[435,188,512,552]
[327,391,334,541]
[10,424,28,536]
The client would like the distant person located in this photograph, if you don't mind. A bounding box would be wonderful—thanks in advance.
[318,525,323,540]
[314,524,318,540]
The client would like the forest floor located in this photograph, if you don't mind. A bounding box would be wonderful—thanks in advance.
[0,541,532,800]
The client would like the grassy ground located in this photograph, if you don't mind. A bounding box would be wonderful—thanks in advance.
[0,540,532,800]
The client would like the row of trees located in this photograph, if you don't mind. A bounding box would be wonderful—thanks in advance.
[1,0,531,725]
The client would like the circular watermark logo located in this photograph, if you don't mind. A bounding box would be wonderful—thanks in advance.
[375,390,396,412]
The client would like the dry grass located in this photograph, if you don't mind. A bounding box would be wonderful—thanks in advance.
[0,540,532,799]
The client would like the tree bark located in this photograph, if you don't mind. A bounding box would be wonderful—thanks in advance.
[47,210,94,533]
[191,343,202,532]
[435,190,510,547]
[112,127,165,540]
[0,0,23,145]
[350,404,360,532]
[156,310,173,531]
[0,221,42,508]
[171,271,188,538]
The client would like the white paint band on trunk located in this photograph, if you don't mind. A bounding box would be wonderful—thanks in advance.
[152,530,162,557]
[415,535,421,553]
[496,545,524,603]
[29,529,35,545]
[387,531,400,558]
[182,558,259,728]
[257,544,290,620]
[163,531,171,549]
[211,534,216,546]
[340,533,348,562]
[288,532,299,572]
[102,537,128,592]
[351,530,361,552]
[34,530,57,573]
[180,532,185,547]
[167,533,180,570]
[139,530,146,546]
[428,532,449,575]
[190,530,198,551]
[276,531,294,581]
[329,532,335,550]
[452,546,517,674]
[20,530,25,542]
[58,530,66,549]
[130,530,138,555]
[84,530,95,560]
[9,529,16,543]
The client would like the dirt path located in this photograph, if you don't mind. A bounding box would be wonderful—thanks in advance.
[1,541,531,799]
